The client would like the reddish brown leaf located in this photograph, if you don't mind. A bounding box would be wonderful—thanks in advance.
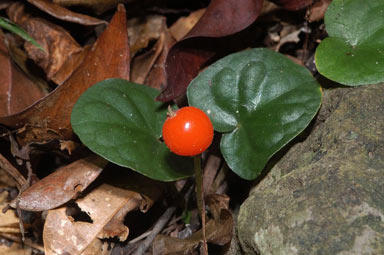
[0,4,130,145]
[9,155,107,211]
[7,2,83,81]
[27,0,107,26]
[0,31,46,117]
[269,0,314,11]
[156,0,264,102]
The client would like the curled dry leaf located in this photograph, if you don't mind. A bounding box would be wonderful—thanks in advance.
[53,0,137,15]
[27,0,107,26]
[127,15,166,57]
[50,45,91,85]
[0,4,130,145]
[144,27,175,91]
[157,0,263,102]
[152,194,233,254]
[9,154,107,211]
[43,184,144,255]
[7,2,83,81]
[306,0,332,22]
[0,31,46,117]
[169,9,205,41]
[269,0,314,11]
[130,17,168,86]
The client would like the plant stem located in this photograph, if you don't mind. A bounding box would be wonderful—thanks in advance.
[194,155,208,254]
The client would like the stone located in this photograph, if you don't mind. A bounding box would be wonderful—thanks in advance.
[236,84,384,255]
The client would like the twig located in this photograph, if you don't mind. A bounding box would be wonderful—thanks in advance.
[133,205,177,255]
[0,232,44,252]
[0,153,28,191]
[194,155,208,254]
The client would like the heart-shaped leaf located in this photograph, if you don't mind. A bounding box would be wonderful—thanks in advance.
[187,48,322,180]
[71,78,193,181]
[315,0,384,86]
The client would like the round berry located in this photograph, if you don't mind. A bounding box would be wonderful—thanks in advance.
[162,106,214,156]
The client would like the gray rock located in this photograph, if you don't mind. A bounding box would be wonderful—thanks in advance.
[236,84,384,255]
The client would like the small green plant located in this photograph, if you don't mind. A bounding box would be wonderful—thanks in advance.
[71,48,322,181]
[315,0,384,86]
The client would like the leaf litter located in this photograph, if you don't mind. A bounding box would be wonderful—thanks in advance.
[0,0,329,254]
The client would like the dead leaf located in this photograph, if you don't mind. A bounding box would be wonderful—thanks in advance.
[131,29,166,85]
[127,15,166,57]
[50,45,91,85]
[152,194,233,254]
[169,9,205,41]
[0,241,31,255]
[81,238,111,255]
[275,26,301,52]
[9,154,107,211]
[0,190,20,234]
[144,28,175,91]
[156,0,263,102]
[269,0,314,10]
[43,184,143,255]
[0,31,46,116]
[53,0,137,15]
[7,2,83,81]
[0,0,12,10]
[4,33,50,92]
[307,0,332,22]
[27,0,107,26]
[0,4,130,145]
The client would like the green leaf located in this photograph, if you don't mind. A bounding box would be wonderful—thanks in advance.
[71,78,193,181]
[0,17,45,52]
[187,48,322,180]
[315,0,384,86]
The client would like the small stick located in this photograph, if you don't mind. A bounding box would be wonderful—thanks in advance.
[133,206,177,255]
[194,155,208,254]
[0,232,44,252]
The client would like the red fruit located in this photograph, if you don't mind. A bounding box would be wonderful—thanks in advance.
[162,106,214,156]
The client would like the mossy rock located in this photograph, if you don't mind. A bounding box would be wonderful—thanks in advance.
[236,84,384,255]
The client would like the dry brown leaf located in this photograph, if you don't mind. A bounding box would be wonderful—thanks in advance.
[9,154,107,211]
[169,9,205,41]
[152,194,233,254]
[51,45,91,85]
[127,15,165,56]
[0,241,31,255]
[0,4,130,145]
[0,31,46,116]
[27,0,107,25]
[4,33,50,93]
[7,2,83,81]
[307,0,332,22]
[53,0,137,15]
[0,191,20,234]
[144,28,175,91]
[81,238,111,255]
[131,31,165,85]
[43,184,143,255]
